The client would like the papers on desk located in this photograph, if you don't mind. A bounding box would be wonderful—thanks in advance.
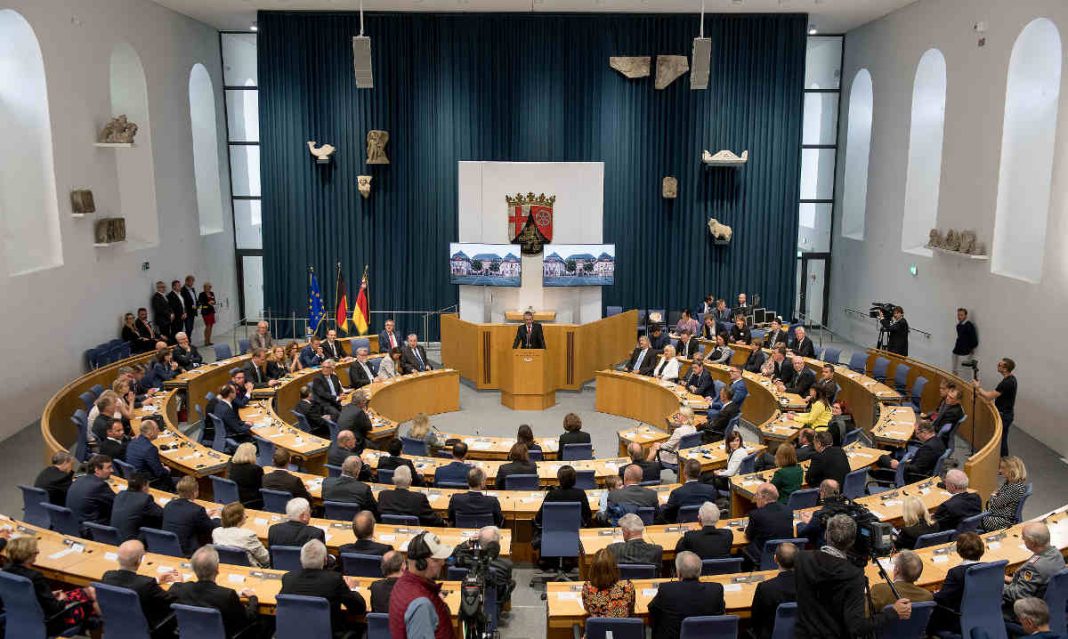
[556,591,581,601]
[48,547,83,560]
[723,584,742,592]
[228,574,245,584]
[254,518,269,526]
[379,534,397,542]
[469,441,492,451]
[641,587,659,597]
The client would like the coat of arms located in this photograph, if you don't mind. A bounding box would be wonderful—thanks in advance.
[507,192,555,255]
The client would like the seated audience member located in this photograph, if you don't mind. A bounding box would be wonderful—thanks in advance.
[212,502,270,568]
[730,314,752,345]
[674,501,732,559]
[250,320,274,351]
[706,333,734,365]
[280,540,366,635]
[268,497,326,548]
[874,420,944,484]
[91,393,123,442]
[66,454,116,532]
[606,513,664,571]
[795,427,817,461]
[701,386,739,444]
[212,384,254,445]
[650,406,697,467]
[98,419,129,461]
[244,347,280,389]
[516,423,542,455]
[299,336,325,369]
[619,442,661,483]
[701,314,718,341]
[452,526,515,610]
[766,347,793,385]
[110,473,163,542]
[337,391,374,453]
[148,349,180,387]
[295,385,332,438]
[663,459,718,523]
[34,450,75,505]
[681,351,713,397]
[227,369,253,409]
[2,535,99,634]
[163,476,218,556]
[226,442,264,507]
[327,430,360,467]
[785,382,832,429]
[764,319,790,349]
[791,326,816,358]
[984,456,1030,532]
[400,412,445,455]
[124,311,158,353]
[400,333,432,373]
[675,329,701,360]
[796,480,844,547]
[285,341,304,372]
[930,532,986,635]
[348,347,376,388]
[266,345,291,380]
[708,365,748,416]
[559,412,592,447]
[125,419,175,491]
[623,336,657,375]
[173,332,203,370]
[675,309,699,336]
[535,465,593,533]
[434,441,473,486]
[169,546,260,638]
[322,456,379,517]
[375,347,403,380]
[750,541,798,639]
[652,344,681,382]
[648,551,726,639]
[338,510,393,557]
[321,329,347,361]
[448,467,505,528]
[933,469,983,532]
[581,548,636,618]
[712,430,749,491]
[262,448,313,502]
[311,359,345,419]
[603,464,660,525]
[100,540,180,635]
[712,299,732,335]
[370,551,404,613]
[932,385,965,447]
[743,483,794,567]
[870,549,932,612]
[377,438,425,486]
[780,356,816,397]
[805,430,850,488]
[744,344,767,374]
[894,496,939,550]
[648,324,668,350]
[771,443,803,504]
[795,515,911,637]
[827,400,855,446]
[378,466,443,526]
[496,442,538,489]
[1014,599,1058,639]
[1003,523,1066,622]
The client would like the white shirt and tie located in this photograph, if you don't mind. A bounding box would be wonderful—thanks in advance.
[385,331,399,350]
[355,359,373,382]
[632,348,649,372]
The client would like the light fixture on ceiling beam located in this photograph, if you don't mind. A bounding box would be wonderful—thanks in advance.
[808,23,818,34]
[250,22,258,32]
[691,0,711,90]
[352,0,373,89]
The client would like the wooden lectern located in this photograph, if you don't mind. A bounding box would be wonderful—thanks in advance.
[500,349,555,410]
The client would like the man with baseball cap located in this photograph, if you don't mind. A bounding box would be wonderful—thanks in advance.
[388,532,456,639]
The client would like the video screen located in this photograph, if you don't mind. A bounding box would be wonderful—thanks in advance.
[449,243,521,287]
[543,244,615,287]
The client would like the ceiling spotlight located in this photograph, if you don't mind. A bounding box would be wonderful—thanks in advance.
[808,24,818,35]
[250,22,258,31]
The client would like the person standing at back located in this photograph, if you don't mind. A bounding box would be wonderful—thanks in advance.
[952,308,978,376]
[973,357,1018,456]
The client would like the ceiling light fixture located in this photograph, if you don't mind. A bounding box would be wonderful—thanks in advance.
[808,23,818,34]
[250,22,258,31]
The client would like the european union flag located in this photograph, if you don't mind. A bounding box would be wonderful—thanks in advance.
[308,270,325,335]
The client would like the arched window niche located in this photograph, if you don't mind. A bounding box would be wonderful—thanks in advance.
[901,49,947,256]
[189,63,225,235]
[841,69,873,241]
[109,42,159,248]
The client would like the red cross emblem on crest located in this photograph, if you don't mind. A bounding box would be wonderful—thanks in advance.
[506,193,555,255]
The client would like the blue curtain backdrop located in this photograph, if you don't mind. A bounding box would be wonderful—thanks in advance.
[258,11,806,337]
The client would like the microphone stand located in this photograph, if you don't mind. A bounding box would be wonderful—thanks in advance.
[969,365,980,456]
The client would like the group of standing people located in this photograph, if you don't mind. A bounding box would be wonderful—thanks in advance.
[122,275,217,353]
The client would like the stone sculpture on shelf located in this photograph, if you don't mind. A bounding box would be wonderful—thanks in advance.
[926,227,987,256]
[662,177,677,199]
[610,56,651,79]
[959,230,977,255]
[943,229,961,252]
[357,175,372,199]
[702,149,750,166]
[707,218,733,244]
[655,55,689,90]
[306,141,336,164]
[70,190,96,214]
[927,228,944,248]
[98,115,138,144]
[366,130,390,165]
[94,217,126,244]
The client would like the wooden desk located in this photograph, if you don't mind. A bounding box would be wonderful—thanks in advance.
[872,404,917,448]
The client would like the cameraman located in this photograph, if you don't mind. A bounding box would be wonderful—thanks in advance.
[973,357,1018,457]
[879,306,909,357]
[451,526,515,612]
[795,514,912,638]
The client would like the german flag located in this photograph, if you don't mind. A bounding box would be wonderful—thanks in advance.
[353,268,369,335]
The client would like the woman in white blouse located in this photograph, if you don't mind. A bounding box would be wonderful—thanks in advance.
[649,405,697,466]
[713,430,748,491]
[376,347,402,380]
[211,502,270,568]
[653,344,681,382]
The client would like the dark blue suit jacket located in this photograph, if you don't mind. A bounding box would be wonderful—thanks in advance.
[125,435,168,480]
[681,367,713,397]
[448,491,505,527]
[213,400,252,439]
[299,345,323,368]
[663,481,719,523]
[434,461,473,486]
[379,330,402,353]
[744,501,795,563]
[66,474,115,529]
[109,490,163,541]
[162,498,218,556]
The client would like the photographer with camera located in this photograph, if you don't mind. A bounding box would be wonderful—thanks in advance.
[451,525,515,615]
[878,305,909,356]
[973,357,1018,456]
[388,532,456,639]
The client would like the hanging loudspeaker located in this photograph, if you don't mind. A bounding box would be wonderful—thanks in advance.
[691,37,711,89]
[353,35,373,89]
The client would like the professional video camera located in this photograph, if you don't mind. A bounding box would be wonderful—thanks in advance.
[457,539,501,639]
[814,497,893,566]
[869,302,897,319]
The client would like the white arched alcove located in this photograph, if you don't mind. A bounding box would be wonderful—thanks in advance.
[109,42,159,247]
[901,49,947,256]
[0,9,63,275]
[992,18,1062,283]
[841,69,873,241]
[189,64,225,235]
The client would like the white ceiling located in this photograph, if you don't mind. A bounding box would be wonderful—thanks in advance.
[150,0,917,33]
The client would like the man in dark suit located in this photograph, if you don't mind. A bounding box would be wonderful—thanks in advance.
[662,459,719,523]
[674,501,732,559]
[744,346,767,374]
[279,539,367,635]
[299,336,325,369]
[764,319,790,349]
[795,480,845,548]
[320,328,346,361]
[743,483,795,566]
[930,532,985,635]
[880,306,909,357]
[606,514,663,571]
[750,542,799,639]
[99,420,129,463]
[649,551,726,639]
[377,438,425,487]
[791,326,816,358]
[370,551,403,613]
[348,347,376,389]
[268,497,326,548]
[109,473,163,542]
[100,540,180,636]
[377,466,442,526]
[701,385,739,443]
[167,280,186,343]
[336,392,372,452]
[448,467,505,527]
[400,333,431,373]
[512,311,546,349]
[782,356,816,396]
[34,450,75,506]
[243,347,280,389]
[162,477,218,556]
[618,443,662,483]
[933,469,982,532]
[623,336,657,375]
[212,385,254,445]
[379,318,402,354]
[151,281,173,343]
[295,385,332,438]
[805,430,850,488]
[337,511,393,556]
[91,394,122,442]
[605,465,660,523]
[874,420,944,484]
[327,430,360,467]
[681,351,713,397]
[125,420,175,491]
[434,442,473,486]
[169,546,259,638]
[795,428,817,462]
[311,359,345,419]
[263,448,313,502]
[729,315,752,345]
[932,387,965,447]
[66,454,116,533]
[321,456,379,518]
[675,330,701,359]
[180,275,198,337]
[769,348,795,385]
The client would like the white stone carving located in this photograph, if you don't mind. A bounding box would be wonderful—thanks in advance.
[307,140,336,163]
[655,55,689,90]
[610,56,651,79]
[701,149,750,166]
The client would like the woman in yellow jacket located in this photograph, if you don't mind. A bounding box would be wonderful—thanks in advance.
[786,382,833,430]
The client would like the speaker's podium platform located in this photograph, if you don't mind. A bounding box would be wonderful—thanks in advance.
[501,349,555,410]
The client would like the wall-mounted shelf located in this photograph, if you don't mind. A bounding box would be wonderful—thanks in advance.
[94,240,126,248]
[93,142,135,148]
[71,213,91,219]
[925,245,989,260]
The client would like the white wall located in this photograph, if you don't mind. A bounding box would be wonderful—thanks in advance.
[829,0,1068,454]
[456,162,605,325]
[0,0,236,441]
